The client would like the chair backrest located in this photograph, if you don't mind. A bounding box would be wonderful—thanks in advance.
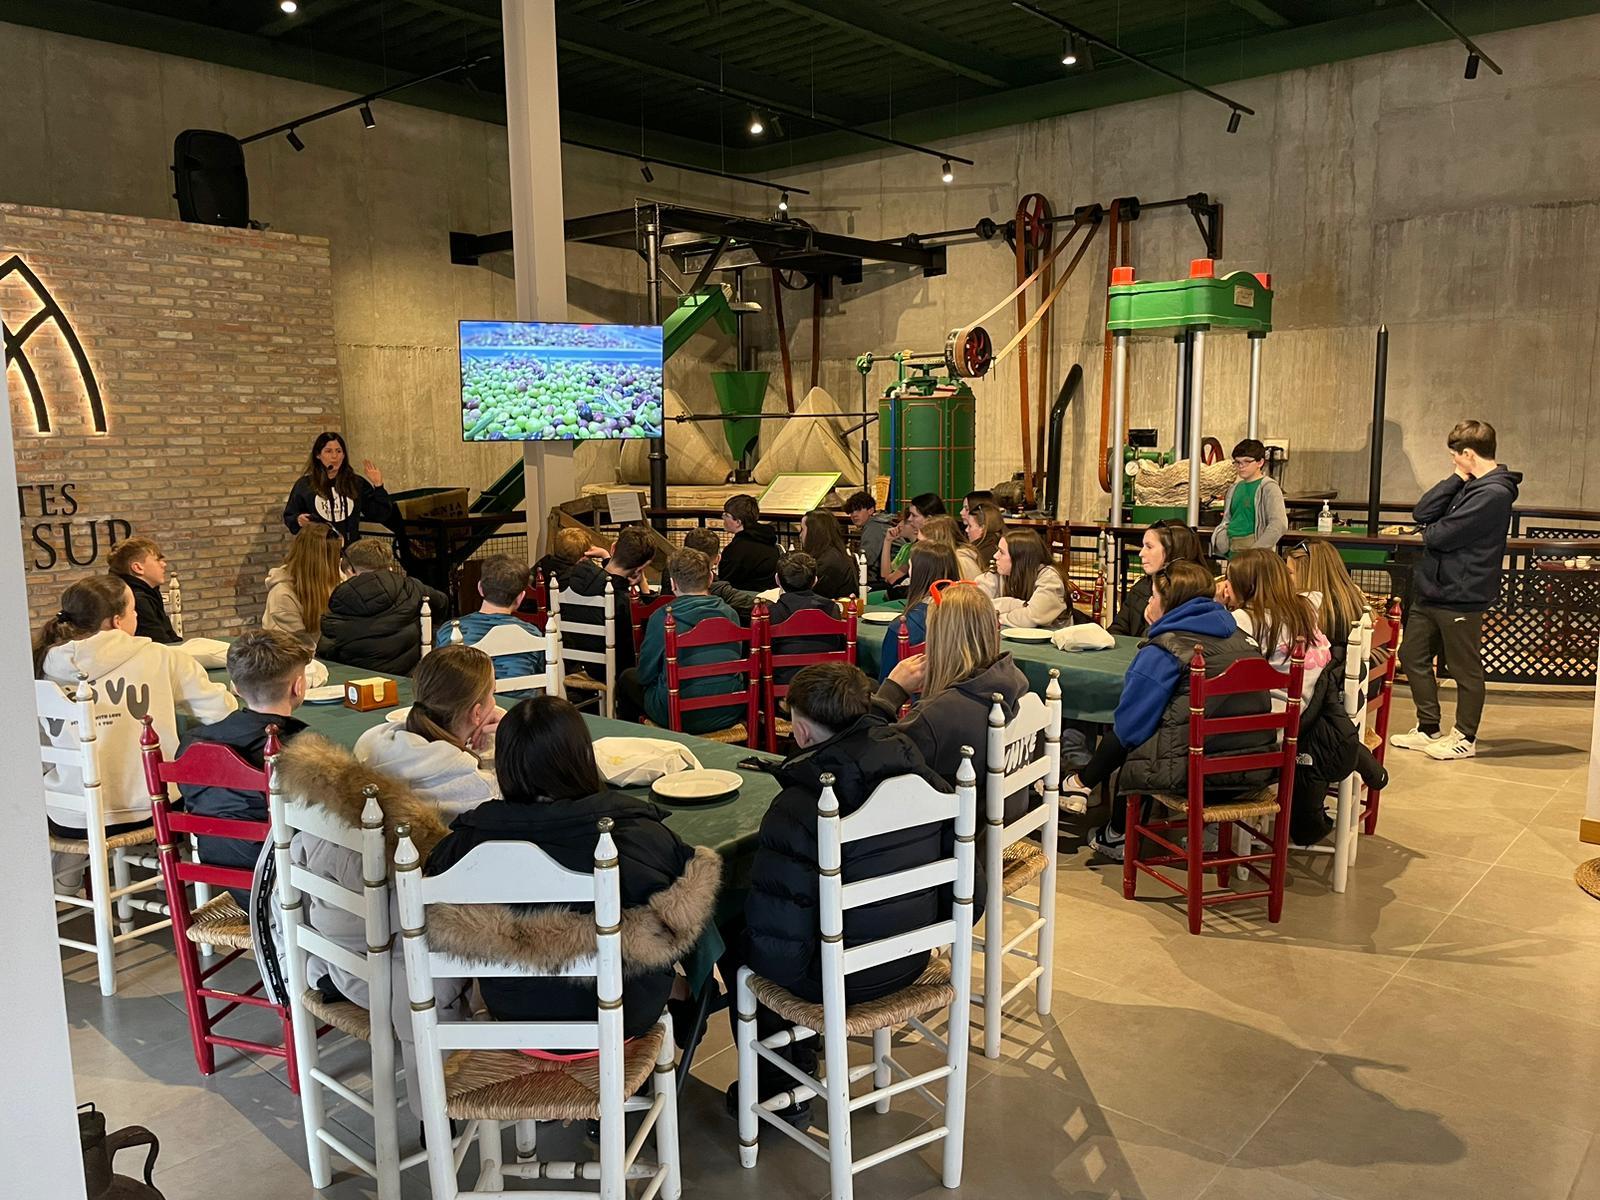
[394,819,624,1140]
[816,756,978,1003]
[450,618,564,695]
[420,598,433,659]
[37,676,105,828]
[1338,614,1375,722]
[895,620,926,661]
[631,587,672,650]
[983,681,1059,827]
[1185,640,1307,795]
[1366,599,1403,742]
[664,609,759,736]
[550,573,617,681]
[857,552,869,609]
[763,599,857,691]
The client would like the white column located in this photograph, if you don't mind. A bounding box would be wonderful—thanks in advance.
[1108,332,1128,528]
[1187,328,1208,528]
[504,0,574,559]
[1247,332,1264,441]
[0,358,87,1196]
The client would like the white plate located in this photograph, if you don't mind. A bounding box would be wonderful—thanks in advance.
[304,685,346,705]
[860,610,898,625]
[1001,626,1056,642]
[650,768,743,804]
[384,706,412,724]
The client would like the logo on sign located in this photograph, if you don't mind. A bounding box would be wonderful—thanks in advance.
[1,255,108,435]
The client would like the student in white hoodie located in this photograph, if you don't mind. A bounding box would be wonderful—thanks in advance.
[976,527,1070,629]
[36,575,236,888]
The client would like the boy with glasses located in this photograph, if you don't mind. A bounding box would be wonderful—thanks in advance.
[1210,438,1287,558]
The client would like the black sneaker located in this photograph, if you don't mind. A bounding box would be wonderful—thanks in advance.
[1087,821,1125,863]
[724,1081,811,1129]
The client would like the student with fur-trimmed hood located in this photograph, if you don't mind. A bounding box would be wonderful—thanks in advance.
[424,694,721,1041]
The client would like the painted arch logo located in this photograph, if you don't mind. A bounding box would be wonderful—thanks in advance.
[1,255,107,434]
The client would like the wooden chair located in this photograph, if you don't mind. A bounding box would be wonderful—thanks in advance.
[760,599,858,753]
[39,677,169,996]
[630,586,672,651]
[976,673,1061,1059]
[663,609,760,747]
[892,621,927,718]
[420,598,434,659]
[1123,643,1307,935]
[394,819,681,1200]
[733,756,978,1200]
[550,573,617,718]
[1319,615,1375,894]
[447,617,565,697]
[140,717,298,1084]
[1362,600,1403,836]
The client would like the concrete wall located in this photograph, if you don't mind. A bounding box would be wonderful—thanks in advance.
[739,14,1600,518]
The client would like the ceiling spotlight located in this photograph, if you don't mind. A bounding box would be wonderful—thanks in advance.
[286,128,305,152]
[1226,109,1242,134]
[777,190,789,213]
[748,110,765,137]
[1464,52,1481,79]
[359,103,375,130]
[279,0,298,12]
[941,159,954,184]
[640,163,655,183]
[1061,36,1078,67]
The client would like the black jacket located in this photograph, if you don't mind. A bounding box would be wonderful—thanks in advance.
[1106,574,1155,639]
[178,709,309,873]
[1413,466,1520,611]
[317,570,449,675]
[117,573,180,644]
[873,654,1031,803]
[744,717,980,1004]
[718,523,782,592]
[767,591,843,686]
[282,473,398,545]
[812,546,857,600]
[424,792,716,1040]
[557,560,638,676]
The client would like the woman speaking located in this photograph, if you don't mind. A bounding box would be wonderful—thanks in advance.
[282,432,398,544]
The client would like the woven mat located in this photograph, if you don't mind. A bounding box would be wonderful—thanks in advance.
[185,893,252,950]
[750,956,954,1038]
[302,989,371,1041]
[49,825,158,854]
[1577,859,1600,901]
[1001,842,1047,896]
[1153,787,1279,823]
[443,1026,664,1122]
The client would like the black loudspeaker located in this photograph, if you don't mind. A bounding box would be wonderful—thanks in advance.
[172,129,249,227]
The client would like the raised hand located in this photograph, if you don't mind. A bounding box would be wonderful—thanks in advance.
[363,459,384,488]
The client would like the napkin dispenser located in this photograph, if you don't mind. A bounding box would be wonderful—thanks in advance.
[344,677,398,712]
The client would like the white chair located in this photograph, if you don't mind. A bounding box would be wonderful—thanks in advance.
[549,575,617,718]
[976,671,1062,1059]
[394,818,681,1200]
[38,676,170,996]
[167,573,184,638]
[734,755,978,1200]
[271,778,423,1198]
[447,617,565,697]
[1328,614,1375,894]
[420,598,434,659]
[857,552,869,609]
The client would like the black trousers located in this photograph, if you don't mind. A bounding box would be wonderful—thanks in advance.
[1399,605,1486,738]
[616,668,648,723]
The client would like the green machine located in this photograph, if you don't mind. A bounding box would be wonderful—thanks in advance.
[856,345,980,513]
[1105,259,1274,527]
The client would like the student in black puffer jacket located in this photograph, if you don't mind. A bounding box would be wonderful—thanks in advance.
[717,493,782,593]
[317,539,449,674]
[424,695,719,1041]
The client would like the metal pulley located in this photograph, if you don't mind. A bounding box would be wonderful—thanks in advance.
[945,325,993,378]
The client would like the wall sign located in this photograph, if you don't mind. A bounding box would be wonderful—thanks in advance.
[1,255,107,434]
[17,482,130,571]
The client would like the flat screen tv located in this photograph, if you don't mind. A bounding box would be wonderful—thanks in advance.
[459,320,664,442]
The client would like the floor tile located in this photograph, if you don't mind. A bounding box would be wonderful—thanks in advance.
[1285,837,1491,915]
[1498,823,1600,879]
[1449,863,1600,943]
[1398,913,1600,1024]
[1196,1164,1348,1200]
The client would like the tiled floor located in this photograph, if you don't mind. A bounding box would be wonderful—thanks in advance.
[60,685,1600,1199]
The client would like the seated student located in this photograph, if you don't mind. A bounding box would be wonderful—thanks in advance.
[619,548,744,733]
[36,576,236,890]
[354,644,498,815]
[560,525,657,678]
[1286,540,1369,651]
[317,538,449,675]
[683,528,758,619]
[880,492,946,590]
[177,631,311,896]
[1220,548,1332,706]
[917,515,978,582]
[960,490,996,522]
[977,528,1069,628]
[425,694,719,1049]
[768,552,844,686]
[265,524,344,651]
[437,554,543,686]
[534,526,606,585]
[734,662,973,1123]
[1210,438,1287,558]
[877,542,959,682]
[872,584,1028,797]
[108,537,179,644]
[1107,520,1208,638]
[1065,562,1275,863]
[718,493,782,592]
[844,491,894,589]
[959,502,1005,577]
[799,509,857,599]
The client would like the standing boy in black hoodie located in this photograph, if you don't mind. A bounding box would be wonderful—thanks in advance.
[717,493,781,592]
[108,538,180,644]
[1393,420,1520,761]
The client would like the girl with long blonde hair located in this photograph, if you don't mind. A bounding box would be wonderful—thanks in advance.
[265,524,345,647]
[1285,541,1368,645]
[1222,549,1332,703]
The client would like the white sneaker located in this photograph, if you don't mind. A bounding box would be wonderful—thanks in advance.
[1423,729,1477,760]
[1058,774,1091,815]
[1391,726,1445,752]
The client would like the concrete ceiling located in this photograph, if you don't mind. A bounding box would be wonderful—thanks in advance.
[7,0,1600,170]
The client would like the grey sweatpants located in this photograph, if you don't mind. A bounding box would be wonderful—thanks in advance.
[1400,604,1486,739]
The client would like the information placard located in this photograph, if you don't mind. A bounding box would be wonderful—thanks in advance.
[758,471,841,516]
[606,490,645,525]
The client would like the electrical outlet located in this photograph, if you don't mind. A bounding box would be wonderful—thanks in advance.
[1262,437,1290,461]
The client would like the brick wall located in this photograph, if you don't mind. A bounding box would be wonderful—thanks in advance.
[2,203,341,634]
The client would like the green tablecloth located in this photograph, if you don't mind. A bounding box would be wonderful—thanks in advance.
[854,608,1137,724]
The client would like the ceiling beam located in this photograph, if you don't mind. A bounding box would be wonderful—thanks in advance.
[1223,0,1293,29]
[257,0,366,38]
[761,0,1017,89]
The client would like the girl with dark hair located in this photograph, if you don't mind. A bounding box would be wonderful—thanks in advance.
[960,502,1005,575]
[282,431,398,544]
[877,542,958,681]
[352,644,498,814]
[800,508,856,598]
[423,695,721,1044]
[978,528,1069,628]
[1107,520,1208,638]
[880,492,947,588]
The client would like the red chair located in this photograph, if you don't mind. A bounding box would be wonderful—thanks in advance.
[760,599,859,752]
[140,717,299,1088]
[893,620,927,718]
[514,567,550,631]
[632,586,673,651]
[1123,642,1307,935]
[1362,599,1403,835]
[1069,574,1105,624]
[664,608,760,747]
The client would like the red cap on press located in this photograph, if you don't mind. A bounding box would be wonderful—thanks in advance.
[1189,258,1215,278]
[1254,272,1273,289]
[1111,266,1136,285]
